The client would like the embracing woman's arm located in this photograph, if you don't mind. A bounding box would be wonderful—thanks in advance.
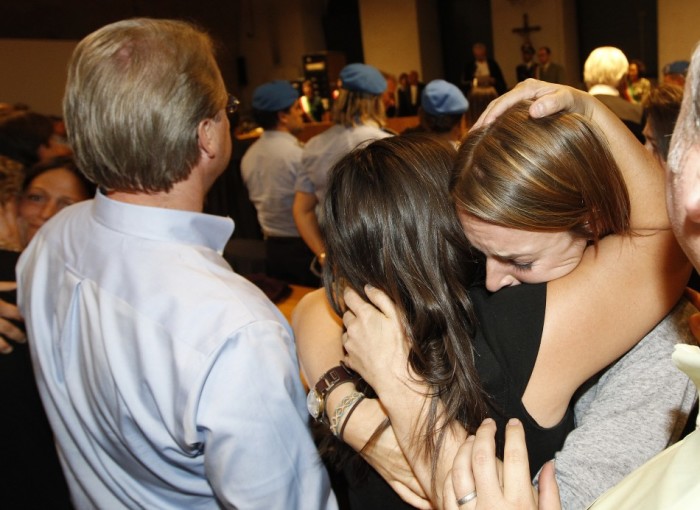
[292,289,432,509]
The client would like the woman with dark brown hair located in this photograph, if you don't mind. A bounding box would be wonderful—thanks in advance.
[295,81,691,510]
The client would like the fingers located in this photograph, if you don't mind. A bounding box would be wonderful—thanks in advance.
[537,461,562,510]
[685,287,700,308]
[501,419,533,502]
[0,281,17,292]
[472,80,580,129]
[393,482,433,510]
[0,298,22,321]
[689,312,700,343]
[0,317,26,347]
[443,471,459,510]
[471,418,503,503]
[452,435,476,500]
[364,285,399,321]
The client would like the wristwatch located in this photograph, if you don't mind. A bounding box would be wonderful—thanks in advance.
[306,363,358,423]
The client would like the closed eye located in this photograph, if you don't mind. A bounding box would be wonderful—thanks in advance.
[511,260,533,272]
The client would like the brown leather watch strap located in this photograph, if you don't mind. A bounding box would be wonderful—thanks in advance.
[314,362,357,400]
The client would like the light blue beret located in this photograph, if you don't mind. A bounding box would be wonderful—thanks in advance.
[252,80,299,112]
[421,80,469,116]
[664,60,690,76]
[339,63,387,95]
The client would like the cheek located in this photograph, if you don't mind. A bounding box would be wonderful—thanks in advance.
[18,201,36,221]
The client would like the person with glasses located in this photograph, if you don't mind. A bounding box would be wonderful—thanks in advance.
[16,18,336,509]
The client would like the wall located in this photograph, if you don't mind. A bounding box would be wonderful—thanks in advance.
[359,0,420,80]
[0,39,77,115]
[658,0,700,76]
[235,0,326,108]
[490,0,578,89]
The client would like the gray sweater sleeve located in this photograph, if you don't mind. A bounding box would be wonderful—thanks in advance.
[545,299,698,510]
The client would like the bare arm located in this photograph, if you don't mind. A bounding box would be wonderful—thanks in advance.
[292,191,325,258]
[292,289,431,508]
[341,286,467,509]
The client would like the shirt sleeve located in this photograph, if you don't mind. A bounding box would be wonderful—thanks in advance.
[196,319,336,509]
[547,299,698,510]
[295,151,317,194]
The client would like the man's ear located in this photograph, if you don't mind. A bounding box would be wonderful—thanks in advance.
[277,110,287,128]
[197,117,216,159]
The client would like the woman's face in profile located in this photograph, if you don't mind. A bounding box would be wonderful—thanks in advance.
[458,211,587,292]
[19,167,90,244]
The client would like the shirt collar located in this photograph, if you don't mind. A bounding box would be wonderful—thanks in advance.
[92,190,234,253]
[588,84,619,97]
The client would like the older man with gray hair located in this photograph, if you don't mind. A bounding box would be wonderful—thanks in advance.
[584,46,645,142]
[17,18,336,509]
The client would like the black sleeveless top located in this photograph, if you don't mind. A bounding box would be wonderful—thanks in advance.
[470,282,575,474]
[341,282,575,509]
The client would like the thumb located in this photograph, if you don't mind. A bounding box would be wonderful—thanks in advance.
[537,461,562,510]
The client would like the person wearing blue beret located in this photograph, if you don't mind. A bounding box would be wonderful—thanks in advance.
[241,80,319,286]
[663,60,690,88]
[403,79,469,149]
[293,63,392,269]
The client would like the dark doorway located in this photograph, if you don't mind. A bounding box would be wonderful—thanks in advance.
[576,0,658,82]
[437,0,495,88]
[323,0,364,64]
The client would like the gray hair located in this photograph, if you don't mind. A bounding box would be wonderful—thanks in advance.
[584,46,629,89]
[63,18,227,192]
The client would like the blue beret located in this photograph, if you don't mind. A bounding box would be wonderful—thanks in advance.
[339,63,387,95]
[252,80,299,112]
[664,60,690,76]
[421,80,469,116]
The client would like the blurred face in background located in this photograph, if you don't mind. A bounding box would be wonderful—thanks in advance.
[18,167,90,244]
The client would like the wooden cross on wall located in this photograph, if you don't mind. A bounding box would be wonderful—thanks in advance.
[512,13,541,43]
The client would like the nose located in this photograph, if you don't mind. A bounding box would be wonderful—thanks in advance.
[39,200,59,220]
[485,258,521,292]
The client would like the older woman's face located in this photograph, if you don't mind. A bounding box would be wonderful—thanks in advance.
[667,145,700,269]
[19,167,89,244]
[458,211,587,292]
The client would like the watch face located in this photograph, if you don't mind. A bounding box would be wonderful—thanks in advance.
[306,389,322,419]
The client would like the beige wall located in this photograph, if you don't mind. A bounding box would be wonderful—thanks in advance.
[0,39,77,116]
[236,0,326,107]
[658,0,700,77]
[2,0,698,116]
[359,0,442,82]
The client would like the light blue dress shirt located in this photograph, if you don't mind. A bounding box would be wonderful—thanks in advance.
[241,130,303,237]
[17,192,336,509]
[295,123,392,203]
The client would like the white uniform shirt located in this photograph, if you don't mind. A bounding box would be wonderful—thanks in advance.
[295,123,392,203]
[17,192,336,510]
[241,130,303,238]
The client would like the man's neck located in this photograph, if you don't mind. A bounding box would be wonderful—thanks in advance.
[107,176,207,213]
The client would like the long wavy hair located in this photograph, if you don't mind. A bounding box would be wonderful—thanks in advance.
[321,135,487,491]
[453,101,631,241]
